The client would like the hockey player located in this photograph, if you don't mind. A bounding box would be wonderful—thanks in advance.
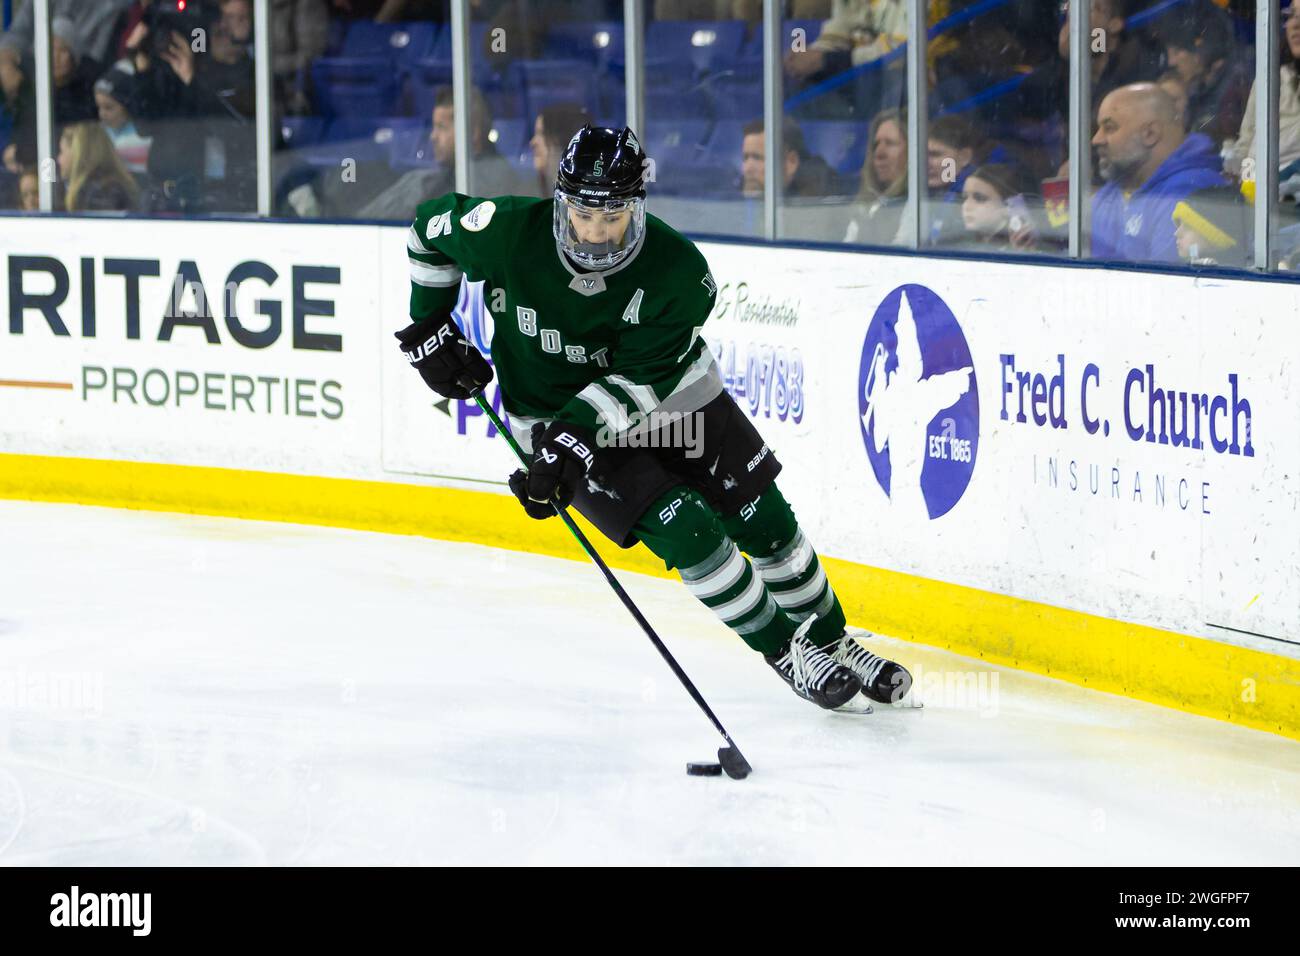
[398,125,911,710]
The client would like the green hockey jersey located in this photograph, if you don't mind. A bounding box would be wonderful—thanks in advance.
[406,193,722,439]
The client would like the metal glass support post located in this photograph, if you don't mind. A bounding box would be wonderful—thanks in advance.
[624,0,645,138]
[1067,0,1092,258]
[450,0,471,194]
[762,0,782,240]
[255,0,273,216]
[33,0,52,212]
[1254,0,1280,270]
[905,0,927,249]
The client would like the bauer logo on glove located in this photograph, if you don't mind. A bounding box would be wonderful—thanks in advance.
[395,315,493,401]
[509,422,601,519]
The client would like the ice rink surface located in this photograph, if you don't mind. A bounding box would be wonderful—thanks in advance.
[0,499,1297,866]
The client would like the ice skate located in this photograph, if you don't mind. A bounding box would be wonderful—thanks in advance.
[765,615,862,709]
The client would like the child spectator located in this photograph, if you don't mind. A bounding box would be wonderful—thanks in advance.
[925,114,1011,245]
[94,66,151,176]
[956,162,1040,252]
[1171,182,1251,267]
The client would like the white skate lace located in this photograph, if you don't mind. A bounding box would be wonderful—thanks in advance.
[833,637,889,686]
[785,623,840,697]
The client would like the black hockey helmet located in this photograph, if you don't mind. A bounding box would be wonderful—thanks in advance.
[553,125,648,270]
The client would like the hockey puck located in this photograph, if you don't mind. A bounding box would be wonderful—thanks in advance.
[686,761,723,776]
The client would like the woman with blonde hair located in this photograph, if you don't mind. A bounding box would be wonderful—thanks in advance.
[843,107,910,246]
[57,121,139,213]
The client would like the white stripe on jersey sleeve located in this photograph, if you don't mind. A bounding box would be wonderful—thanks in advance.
[576,381,631,433]
[605,374,658,417]
[409,260,464,288]
[407,224,430,255]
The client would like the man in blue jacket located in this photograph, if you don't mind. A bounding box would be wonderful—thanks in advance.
[1091,83,1227,263]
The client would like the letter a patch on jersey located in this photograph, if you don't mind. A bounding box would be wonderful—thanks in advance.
[426,212,452,239]
[460,200,496,232]
[622,288,644,325]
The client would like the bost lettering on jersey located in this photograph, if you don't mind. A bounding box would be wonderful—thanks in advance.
[515,306,609,368]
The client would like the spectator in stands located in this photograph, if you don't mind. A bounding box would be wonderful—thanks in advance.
[1,17,100,175]
[273,0,331,116]
[786,0,908,81]
[94,66,152,176]
[1157,69,1191,133]
[1091,83,1227,262]
[1227,3,1300,180]
[1157,7,1251,150]
[356,86,520,220]
[127,0,257,212]
[924,114,1010,245]
[739,117,842,200]
[529,103,593,198]
[954,162,1041,252]
[17,166,40,210]
[843,107,908,245]
[1171,182,1251,267]
[0,0,133,101]
[1016,0,1164,126]
[57,121,140,212]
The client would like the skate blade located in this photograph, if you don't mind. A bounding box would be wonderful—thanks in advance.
[830,700,875,715]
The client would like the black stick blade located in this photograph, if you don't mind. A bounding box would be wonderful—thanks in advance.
[717,745,752,780]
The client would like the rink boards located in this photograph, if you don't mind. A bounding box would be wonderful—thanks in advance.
[1,216,1297,741]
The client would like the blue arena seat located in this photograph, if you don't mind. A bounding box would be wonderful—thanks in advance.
[705,120,747,171]
[389,123,433,170]
[706,64,762,119]
[642,119,711,190]
[739,19,821,63]
[656,161,740,198]
[426,21,490,63]
[646,85,712,120]
[336,21,413,58]
[303,118,419,167]
[407,55,511,119]
[487,118,529,165]
[279,117,326,150]
[310,56,401,117]
[645,20,747,75]
[800,121,868,176]
[508,59,598,119]
[391,22,440,71]
[545,22,624,66]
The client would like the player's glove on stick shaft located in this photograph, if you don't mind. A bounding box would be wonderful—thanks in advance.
[395,315,492,400]
[509,422,599,519]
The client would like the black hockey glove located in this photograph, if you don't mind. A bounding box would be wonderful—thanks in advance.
[395,315,492,401]
[509,422,599,519]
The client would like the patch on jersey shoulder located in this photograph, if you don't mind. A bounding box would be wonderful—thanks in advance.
[460,200,496,232]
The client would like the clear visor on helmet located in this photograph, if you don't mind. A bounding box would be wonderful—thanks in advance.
[553,190,645,271]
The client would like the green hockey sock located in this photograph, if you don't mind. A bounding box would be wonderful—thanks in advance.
[723,484,847,648]
[632,487,796,655]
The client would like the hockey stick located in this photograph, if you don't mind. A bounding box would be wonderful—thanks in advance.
[471,390,752,780]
